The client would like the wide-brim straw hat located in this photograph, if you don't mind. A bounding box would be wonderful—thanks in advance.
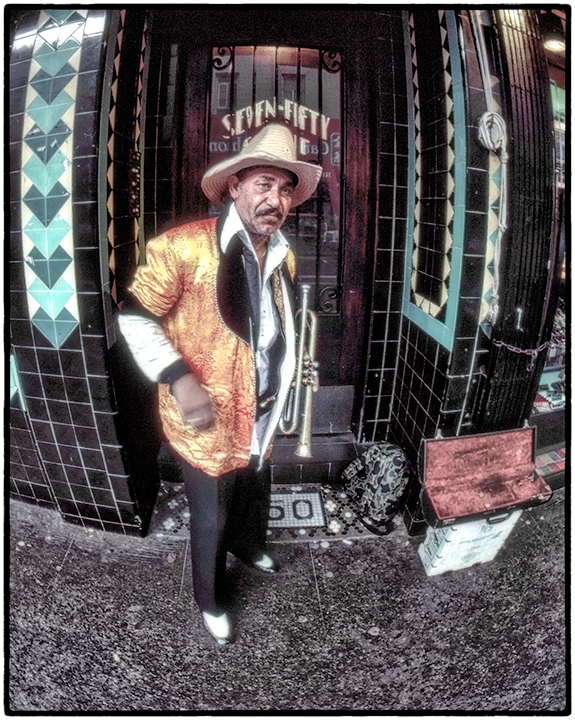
[201,123,322,207]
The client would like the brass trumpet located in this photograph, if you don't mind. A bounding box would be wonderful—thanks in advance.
[280,284,318,457]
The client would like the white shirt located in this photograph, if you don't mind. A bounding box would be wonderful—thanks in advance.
[220,203,289,397]
[220,204,290,454]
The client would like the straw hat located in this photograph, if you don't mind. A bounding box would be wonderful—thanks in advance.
[201,123,322,207]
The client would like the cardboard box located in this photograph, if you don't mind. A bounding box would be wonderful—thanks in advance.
[420,427,552,527]
[418,511,522,576]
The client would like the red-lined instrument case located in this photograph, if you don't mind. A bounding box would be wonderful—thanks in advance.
[420,426,552,527]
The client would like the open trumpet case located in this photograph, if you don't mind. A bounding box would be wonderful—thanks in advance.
[420,425,553,528]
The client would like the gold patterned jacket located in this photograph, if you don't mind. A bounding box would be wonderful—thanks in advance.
[125,216,297,477]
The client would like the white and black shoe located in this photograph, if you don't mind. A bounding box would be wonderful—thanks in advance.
[202,611,234,645]
[250,553,280,574]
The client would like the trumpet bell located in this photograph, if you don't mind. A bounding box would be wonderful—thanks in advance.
[295,440,313,458]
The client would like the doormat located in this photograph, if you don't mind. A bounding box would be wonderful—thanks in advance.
[148,481,380,543]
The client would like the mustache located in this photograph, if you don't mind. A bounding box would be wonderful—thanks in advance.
[256,207,283,219]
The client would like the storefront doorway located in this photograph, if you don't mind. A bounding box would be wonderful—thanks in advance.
[138,9,381,435]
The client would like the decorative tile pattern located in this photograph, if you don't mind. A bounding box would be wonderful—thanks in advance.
[147,481,380,543]
[105,10,147,310]
[409,11,454,319]
[402,10,466,352]
[269,485,379,543]
[10,354,26,410]
[268,491,326,528]
[21,10,87,348]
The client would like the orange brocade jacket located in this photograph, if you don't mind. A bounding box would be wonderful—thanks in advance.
[127,217,297,477]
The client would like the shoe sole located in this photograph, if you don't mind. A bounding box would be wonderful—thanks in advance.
[252,563,279,574]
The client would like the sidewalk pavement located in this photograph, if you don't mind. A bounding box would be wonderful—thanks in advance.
[7,486,567,714]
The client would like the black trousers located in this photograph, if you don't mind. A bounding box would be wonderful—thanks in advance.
[181,457,271,613]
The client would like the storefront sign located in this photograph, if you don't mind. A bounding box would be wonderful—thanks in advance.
[219,97,332,140]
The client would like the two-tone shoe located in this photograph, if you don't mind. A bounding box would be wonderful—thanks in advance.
[249,553,280,574]
[202,611,235,645]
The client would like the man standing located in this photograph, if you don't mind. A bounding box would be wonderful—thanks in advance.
[118,123,322,645]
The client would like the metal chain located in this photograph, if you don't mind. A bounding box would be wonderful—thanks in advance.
[491,339,552,371]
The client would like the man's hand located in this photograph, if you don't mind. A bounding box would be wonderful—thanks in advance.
[171,373,216,431]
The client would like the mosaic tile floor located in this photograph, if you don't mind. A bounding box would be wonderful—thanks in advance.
[147,482,380,543]
[147,448,563,543]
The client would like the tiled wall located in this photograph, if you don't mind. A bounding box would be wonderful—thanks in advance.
[358,10,407,446]
[360,9,483,454]
[9,8,160,535]
[359,9,556,535]
[358,10,494,533]
[9,353,54,509]
[141,36,180,240]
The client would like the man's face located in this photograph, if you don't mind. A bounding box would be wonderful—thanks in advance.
[229,167,295,240]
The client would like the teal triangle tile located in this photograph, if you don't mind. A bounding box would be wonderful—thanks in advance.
[491,165,502,187]
[23,181,69,227]
[38,10,86,42]
[37,22,82,53]
[25,122,72,164]
[10,354,28,411]
[26,93,74,135]
[29,275,75,317]
[10,354,23,402]
[10,377,19,404]
[26,245,72,288]
[33,39,80,77]
[43,9,80,24]
[32,306,78,349]
[31,306,59,346]
[30,67,74,104]
[41,243,73,262]
[23,195,48,227]
[65,11,86,25]
[45,180,69,200]
[23,151,68,197]
[55,307,80,347]
[46,191,70,224]
[24,215,70,257]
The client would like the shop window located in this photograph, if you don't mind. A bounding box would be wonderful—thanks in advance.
[208,45,342,314]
